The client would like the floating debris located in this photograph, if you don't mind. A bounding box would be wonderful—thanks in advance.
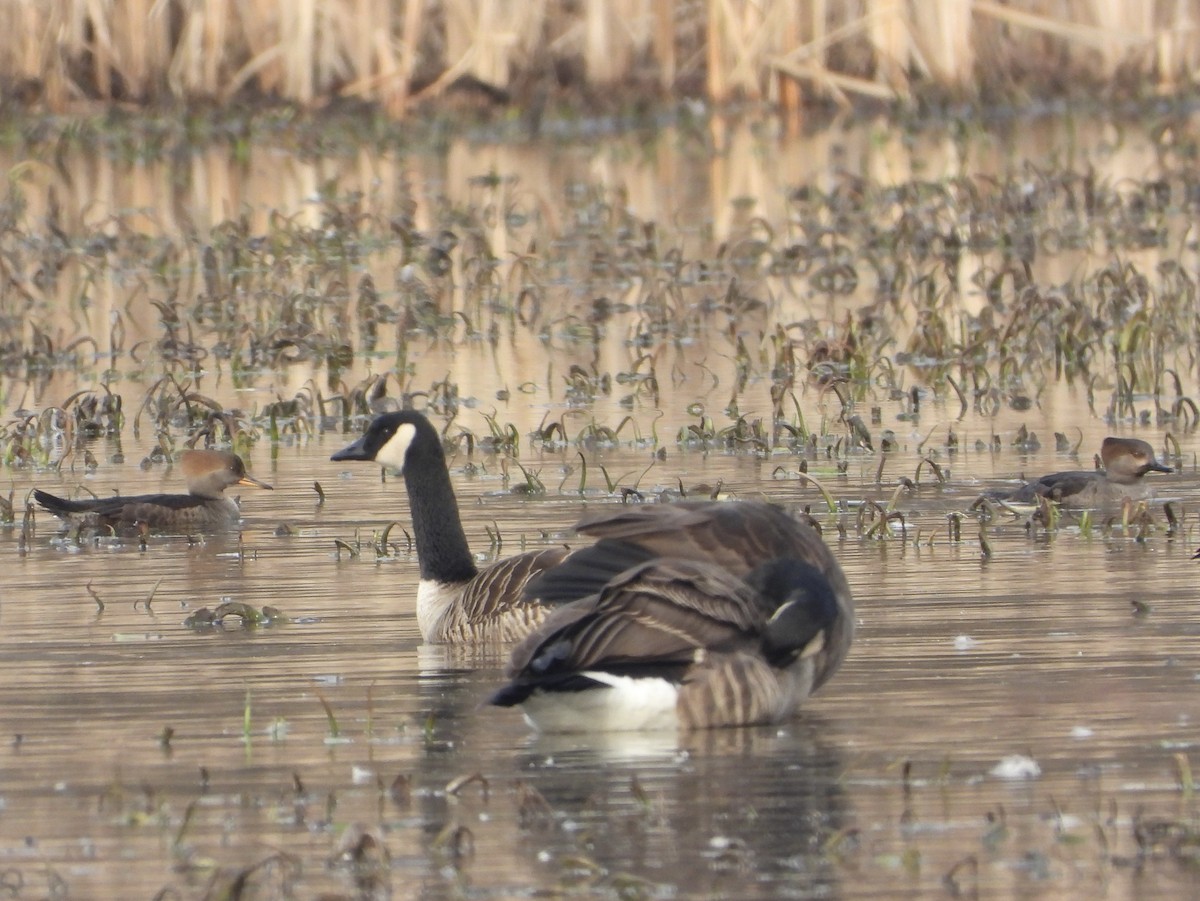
[182,602,286,630]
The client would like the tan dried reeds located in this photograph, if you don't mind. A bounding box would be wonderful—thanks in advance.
[0,1,1196,116]
[709,0,800,103]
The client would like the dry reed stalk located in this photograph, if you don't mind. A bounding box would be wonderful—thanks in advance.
[584,0,653,85]
[808,0,827,63]
[972,0,1143,52]
[0,3,64,107]
[413,0,489,103]
[339,0,409,115]
[168,1,237,99]
[772,56,898,104]
[775,0,802,111]
[706,0,725,100]
[228,0,284,96]
[794,0,830,106]
[352,0,374,85]
[59,0,87,64]
[319,1,358,96]
[393,0,422,113]
[1087,0,1155,77]
[731,0,767,98]
[707,0,766,100]
[475,0,508,88]
[23,4,52,78]
[865,0,911,95]
[202,0,232,96]
[1153,5,1200,91]
[443,0,474,72]
[711,0,827,103]
[110,0,169,97]
[507,0,551,88]
[168,6,197,98]
[769,8,895,106]
[333,0,398,110]
[0,4,26,76]
[282,0,317,104]
[445,0,509,89]
[338,0,403,114]
[429,0,551,101]
[116,0,143,94]
[652,0,675,89]
[585,0,623,85]
[81,0,115,98]
[909,0,973,85]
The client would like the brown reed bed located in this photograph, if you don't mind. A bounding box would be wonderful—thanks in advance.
[0,1,1196,119]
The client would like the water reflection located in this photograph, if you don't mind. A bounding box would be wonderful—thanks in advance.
[509,722,847,899]
[6,112,1197,433]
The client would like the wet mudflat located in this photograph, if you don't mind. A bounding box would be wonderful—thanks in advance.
[1,107,1199,898]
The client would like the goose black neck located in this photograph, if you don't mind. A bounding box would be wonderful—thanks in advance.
[403,451,479,584]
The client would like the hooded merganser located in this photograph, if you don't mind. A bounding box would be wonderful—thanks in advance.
[34,449,272,533]
[1003,436,1171,508]
[488,502,854,732]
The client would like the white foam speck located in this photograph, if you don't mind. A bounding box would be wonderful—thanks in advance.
[990,755,1041,779]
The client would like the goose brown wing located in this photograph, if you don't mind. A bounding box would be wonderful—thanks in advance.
[457,546,571,622]
[524,538,658,604]
[573,500,835,577]
[505,558,766,680]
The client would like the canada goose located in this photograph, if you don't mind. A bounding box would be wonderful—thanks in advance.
[489,500,854,731]
[34,449,272,533]
[330,411,570,643]
[1002,437,1171,508]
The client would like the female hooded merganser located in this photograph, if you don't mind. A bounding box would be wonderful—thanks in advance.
[1003,437,1171,508]
[488,500,854,732]
[34,449,272,533]
[330,411,571,643]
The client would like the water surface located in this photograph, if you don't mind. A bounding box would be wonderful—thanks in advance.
[1,109,1199,899]
[3,434,1197,899]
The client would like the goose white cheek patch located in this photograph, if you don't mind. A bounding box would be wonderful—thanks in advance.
[376,422,417,472]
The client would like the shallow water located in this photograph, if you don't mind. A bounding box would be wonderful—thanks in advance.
[3,435,1198,899]
[2,108,1200,898]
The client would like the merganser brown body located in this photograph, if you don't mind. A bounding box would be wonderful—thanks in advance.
[1003,437,1170,508]
[34,449,271,533]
